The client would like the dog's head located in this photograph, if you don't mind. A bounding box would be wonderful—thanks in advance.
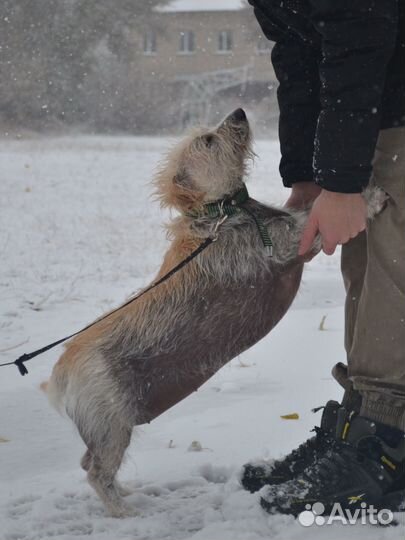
[155,108,253,212]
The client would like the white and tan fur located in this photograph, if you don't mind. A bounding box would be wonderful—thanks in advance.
[41,109,385,517]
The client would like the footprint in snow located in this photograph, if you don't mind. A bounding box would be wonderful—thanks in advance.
[7,494,41,518]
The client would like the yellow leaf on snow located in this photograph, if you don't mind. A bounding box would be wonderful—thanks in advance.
[280,413,299,420]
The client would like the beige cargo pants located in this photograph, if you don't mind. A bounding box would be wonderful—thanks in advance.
[336,127,405,431]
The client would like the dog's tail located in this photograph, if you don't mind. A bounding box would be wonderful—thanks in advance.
[40,360,70,414]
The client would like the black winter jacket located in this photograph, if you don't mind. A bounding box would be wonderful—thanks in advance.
[248,0,405,193]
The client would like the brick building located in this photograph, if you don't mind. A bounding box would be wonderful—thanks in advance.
[132,0,277,128]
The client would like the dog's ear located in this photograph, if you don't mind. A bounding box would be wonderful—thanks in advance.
[171,170,205,211]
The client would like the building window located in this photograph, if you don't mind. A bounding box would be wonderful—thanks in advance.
[179,31,195,54]
[217,30,233,53]
[256,35,271,54]
[143,30,157,55]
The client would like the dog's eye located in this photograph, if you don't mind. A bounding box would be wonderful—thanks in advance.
[202,134,214,148]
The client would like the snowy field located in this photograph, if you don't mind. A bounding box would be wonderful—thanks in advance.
[0,134,402,539]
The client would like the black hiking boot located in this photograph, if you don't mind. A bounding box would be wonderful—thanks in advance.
[241,400,341,493]
[260,409,405,519]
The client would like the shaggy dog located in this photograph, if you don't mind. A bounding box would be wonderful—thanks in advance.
[42,109,384,517]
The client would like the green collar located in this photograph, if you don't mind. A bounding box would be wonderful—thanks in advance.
[187,184,249,219]
[186,184,273,256]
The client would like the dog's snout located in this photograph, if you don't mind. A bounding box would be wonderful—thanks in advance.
[216,108,250,145]
[233,108,247,122]
[219,108,249,134]
[227,108,247,124]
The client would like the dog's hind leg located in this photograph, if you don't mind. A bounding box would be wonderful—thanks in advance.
[81,437,132,498]
[81,419,133,517]
[88,424,133,517]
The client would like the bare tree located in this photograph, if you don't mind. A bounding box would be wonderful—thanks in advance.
[0,0,168,130]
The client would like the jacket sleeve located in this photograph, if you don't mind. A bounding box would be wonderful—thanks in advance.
[310,0,399,193]
[272,39,320,186]
[251,2,321,187]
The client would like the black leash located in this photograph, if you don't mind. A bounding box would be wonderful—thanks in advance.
[0,236,215,376]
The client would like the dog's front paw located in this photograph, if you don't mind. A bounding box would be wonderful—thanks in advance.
[363,185,388,219]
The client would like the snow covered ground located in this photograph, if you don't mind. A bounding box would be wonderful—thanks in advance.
[0,134,402,539]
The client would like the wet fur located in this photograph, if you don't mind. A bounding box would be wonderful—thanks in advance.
[42,111,384,517]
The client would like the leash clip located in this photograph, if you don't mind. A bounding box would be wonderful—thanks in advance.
[211,214,228,241]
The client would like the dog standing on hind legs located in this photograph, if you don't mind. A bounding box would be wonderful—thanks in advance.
[41,109,385,517]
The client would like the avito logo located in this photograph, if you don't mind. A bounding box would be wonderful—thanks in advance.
[298,501,394,526]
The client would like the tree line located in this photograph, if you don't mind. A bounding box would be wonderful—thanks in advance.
[0,0,168,133]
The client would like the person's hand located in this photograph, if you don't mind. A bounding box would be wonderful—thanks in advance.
[285,182,322,210]
[299,190,367,256]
